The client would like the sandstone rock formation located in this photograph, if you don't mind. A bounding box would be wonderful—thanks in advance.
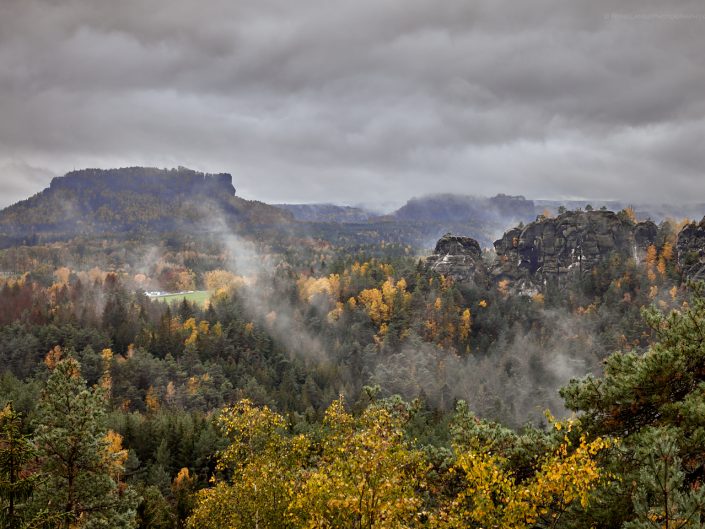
[425,234,486,285]
[677,217,705,281]
[492,211,657,290]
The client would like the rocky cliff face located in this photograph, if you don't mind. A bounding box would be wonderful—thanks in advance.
[492,211,657,290]
[425,234,487,285]
[677,217,705,281]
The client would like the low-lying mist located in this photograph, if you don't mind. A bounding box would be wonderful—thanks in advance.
[205,212,631,427]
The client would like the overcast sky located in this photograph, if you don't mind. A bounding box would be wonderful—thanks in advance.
[0,0,703,210]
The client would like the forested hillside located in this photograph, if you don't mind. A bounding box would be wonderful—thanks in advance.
[1,171,705,527]
[0,167,292,248]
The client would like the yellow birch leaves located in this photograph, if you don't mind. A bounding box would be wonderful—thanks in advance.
[435,424,610,529]
[189,399,610,529]
[289,398,427,529]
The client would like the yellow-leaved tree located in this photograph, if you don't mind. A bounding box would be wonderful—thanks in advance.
[434,422,610,529]
[289,397,427,529]
[187,399,308,529]
[189,398,428,529]
[357,278,411,338]
[188,398,609,529]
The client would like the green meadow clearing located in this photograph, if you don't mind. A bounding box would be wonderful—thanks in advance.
[151,290,211,306]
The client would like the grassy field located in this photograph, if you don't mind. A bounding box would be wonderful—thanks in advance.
[151,290,211,306]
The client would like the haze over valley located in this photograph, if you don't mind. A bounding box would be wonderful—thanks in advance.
[2,1,705,527]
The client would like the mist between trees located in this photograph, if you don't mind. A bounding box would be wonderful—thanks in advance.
[0,206,694,527]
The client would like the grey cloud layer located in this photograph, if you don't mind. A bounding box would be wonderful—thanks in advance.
[0,0,703,208]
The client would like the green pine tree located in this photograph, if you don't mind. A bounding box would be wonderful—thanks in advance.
[32,357,138,528]
[0,403,36,529]
[561,282,705,527]
[625,428,705,529]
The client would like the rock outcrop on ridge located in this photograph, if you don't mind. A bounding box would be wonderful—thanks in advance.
[425,234,487,285]
[492,211,657,290]
[492,211,658,289]
[677,217,705,281]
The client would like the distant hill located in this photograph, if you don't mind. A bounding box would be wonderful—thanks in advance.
[389,193,535,224]
[273,194,539,248]
[275,203,374,223]
[355,193,538,248]
[3,168,700,253]
[0,166,293,246]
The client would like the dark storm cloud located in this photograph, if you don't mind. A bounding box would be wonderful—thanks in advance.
[0,0,703,208]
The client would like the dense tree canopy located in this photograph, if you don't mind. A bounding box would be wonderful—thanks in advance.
[0,207,698,527]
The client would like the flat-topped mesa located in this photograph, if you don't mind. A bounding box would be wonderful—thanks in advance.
[677,217,705,281]
[49,167,236,197]
[0,166,296,244]
[492,210,657,290]
[425,234,486,284]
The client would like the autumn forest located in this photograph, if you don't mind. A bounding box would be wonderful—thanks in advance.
[0,167,703,529]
